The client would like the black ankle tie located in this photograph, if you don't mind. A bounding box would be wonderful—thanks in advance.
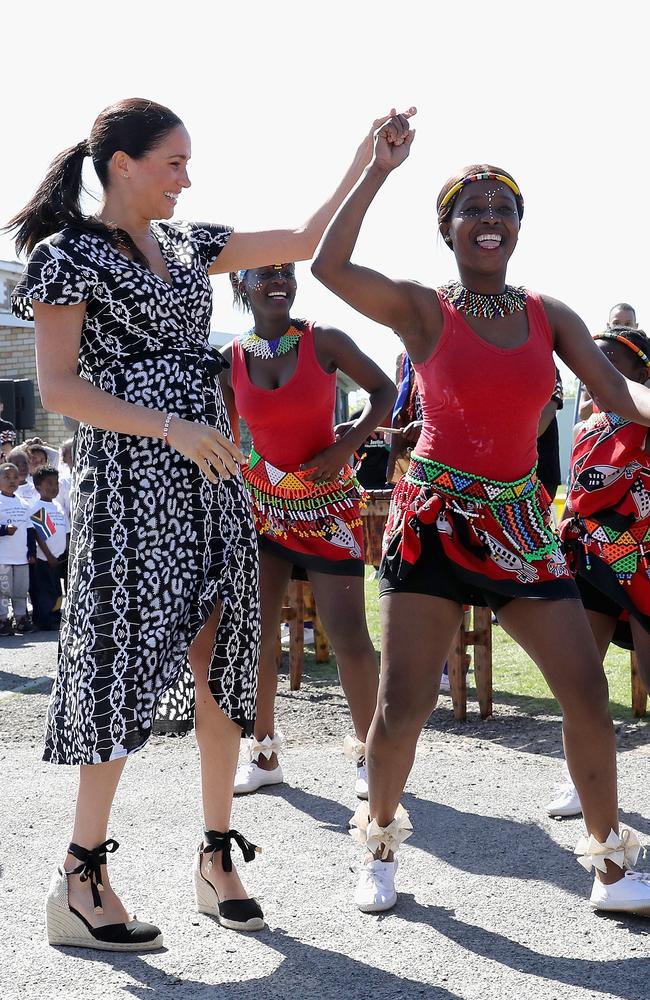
[67,839,119,913]
[203,829,261,873]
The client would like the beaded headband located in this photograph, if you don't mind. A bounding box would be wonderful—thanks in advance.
[594,331,650,368]
[237,264,289,281]
[438,172,523,211]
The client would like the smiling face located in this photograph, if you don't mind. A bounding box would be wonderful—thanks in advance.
[242,264,297,321]
[442,180,520,275]
[121,124,192,220]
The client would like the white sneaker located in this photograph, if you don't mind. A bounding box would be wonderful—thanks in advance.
[233,760,284,795]
[439,670,451,692]
[355,859,398,913]
[546,780,582,817]
[280,624,314,644]
[355,760,369,800]
[590,870,650,913]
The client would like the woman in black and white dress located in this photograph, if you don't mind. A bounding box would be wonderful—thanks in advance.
[9,97,387,949]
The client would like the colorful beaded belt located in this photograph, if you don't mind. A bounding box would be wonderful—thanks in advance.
[406,453,539,505]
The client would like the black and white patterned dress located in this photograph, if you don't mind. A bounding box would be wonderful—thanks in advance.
[11,222,260,765]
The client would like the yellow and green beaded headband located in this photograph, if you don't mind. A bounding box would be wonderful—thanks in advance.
[594,331,650,368]
[438,171,523,211]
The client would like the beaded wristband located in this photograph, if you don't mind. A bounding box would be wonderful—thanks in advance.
[162,412,174,446]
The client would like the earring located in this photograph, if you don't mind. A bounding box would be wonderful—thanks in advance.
[122,173,128,179]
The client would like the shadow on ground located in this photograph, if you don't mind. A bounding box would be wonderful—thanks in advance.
[59,927,463,1000]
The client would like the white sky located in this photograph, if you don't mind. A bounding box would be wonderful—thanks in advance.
[2,0,647,386]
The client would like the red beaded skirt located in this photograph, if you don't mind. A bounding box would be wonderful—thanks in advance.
[242,447,366,577]
[382,453,575,601]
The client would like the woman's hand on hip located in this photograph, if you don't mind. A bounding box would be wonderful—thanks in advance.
[301,441,352,483]
[166,417,245,482]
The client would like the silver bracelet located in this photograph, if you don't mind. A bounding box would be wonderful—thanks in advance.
[162,412,174,445]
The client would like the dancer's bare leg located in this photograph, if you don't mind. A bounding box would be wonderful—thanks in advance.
[629,617,650,692]
[585,609,617,661]
[309,570,379,740]
[498,598,621,883]
[253,548,293,771]
[189,601,253,900]
[368,593,463,829]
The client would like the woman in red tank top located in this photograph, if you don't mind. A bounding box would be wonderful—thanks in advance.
[313,111,650,917]
[219,263,395,800]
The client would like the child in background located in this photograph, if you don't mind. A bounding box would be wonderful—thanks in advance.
[0,462,36,635]
[28,466,69,631]
[7,447,37,504]
[57,438,74,522]
[548,327,650,817]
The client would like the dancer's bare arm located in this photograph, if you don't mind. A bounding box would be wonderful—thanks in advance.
[210,114,396,274]
[546,295,650,426]
[312,109,441,362]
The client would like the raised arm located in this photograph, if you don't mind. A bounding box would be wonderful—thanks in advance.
[311,110,439,360]
[210,114,396,275]
[33,302,244,482]
[545,295,650,425]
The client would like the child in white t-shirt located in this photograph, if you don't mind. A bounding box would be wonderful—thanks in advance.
[28,466,70,631]
[7,447,38,505]
[0,462,36,635]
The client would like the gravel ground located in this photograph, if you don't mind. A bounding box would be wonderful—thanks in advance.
[0,633,649,1000]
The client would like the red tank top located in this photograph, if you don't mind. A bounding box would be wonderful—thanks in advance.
[414,290,555,481]
[231,322,337,469]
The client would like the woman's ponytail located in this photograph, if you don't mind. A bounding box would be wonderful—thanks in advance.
[6,140,89,255]
[5,98,183,261]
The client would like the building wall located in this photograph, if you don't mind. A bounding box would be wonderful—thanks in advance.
[1,262,68,447]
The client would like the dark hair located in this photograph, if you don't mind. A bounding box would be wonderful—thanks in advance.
[608,302,636,319]
[436,163,524,247]
[594,326,650,371]
[6,447,28,466]
[6,98,183,265]
[230,272,251,312]
[0,462,19,476]
[32,464,59,488]
[27,444,47,459]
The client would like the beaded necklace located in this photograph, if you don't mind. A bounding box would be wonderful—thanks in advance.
[440,281,527,320]
[239,323,305,359]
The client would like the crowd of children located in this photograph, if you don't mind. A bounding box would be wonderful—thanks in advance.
[0,438,72,636]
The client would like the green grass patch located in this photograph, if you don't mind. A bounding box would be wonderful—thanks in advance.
[361,568,647,721]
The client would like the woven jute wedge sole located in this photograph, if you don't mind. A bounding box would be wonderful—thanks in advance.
[193,856,264,931]
[46,898,163,951]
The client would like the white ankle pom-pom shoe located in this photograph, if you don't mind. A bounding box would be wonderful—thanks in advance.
[343,735,369,800]
[234,733,284,795]
[575,825,650,913]
[350,803,412,913]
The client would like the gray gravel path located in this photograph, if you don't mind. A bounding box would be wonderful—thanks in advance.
[1,634,649,1000]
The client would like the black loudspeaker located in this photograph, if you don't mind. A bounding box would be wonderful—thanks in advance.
[14,379,36,429]
[0,380,17,425]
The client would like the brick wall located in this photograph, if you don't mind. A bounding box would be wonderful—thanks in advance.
[0,323,67,447]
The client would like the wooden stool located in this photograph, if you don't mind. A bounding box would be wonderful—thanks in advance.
[360,489,393,567]
[446,606,493,721]
[631,652,648,718]
[279,579,330,691]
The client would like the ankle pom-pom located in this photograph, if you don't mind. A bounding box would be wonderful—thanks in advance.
[575,825,643,873]
[343,735,366,763]
[249,732,283,762]
[349,803,412,860]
